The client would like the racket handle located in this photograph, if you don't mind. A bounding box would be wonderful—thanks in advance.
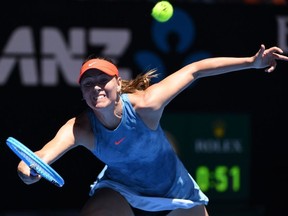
[29,166,38,177]
[30,169,38,176]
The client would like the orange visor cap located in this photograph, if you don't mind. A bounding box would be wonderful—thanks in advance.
[78,59,119,83]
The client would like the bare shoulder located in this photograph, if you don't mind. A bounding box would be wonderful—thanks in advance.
[125,91,151,111]
[126,91,143,107]
[126,90,163,111]
[73,110,95,151]
[125,92,162,130]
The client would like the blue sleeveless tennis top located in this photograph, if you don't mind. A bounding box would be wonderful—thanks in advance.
[88,94,208,211]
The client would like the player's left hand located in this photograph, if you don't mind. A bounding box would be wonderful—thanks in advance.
[253,44,288,73]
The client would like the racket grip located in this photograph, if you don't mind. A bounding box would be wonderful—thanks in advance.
[30,168,38,176]
[29,165,38,177]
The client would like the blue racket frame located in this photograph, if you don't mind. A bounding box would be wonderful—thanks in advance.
[6,137,64,187]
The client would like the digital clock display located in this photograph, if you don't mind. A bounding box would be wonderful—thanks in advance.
[196,165,240,193]
[161,113,250,201]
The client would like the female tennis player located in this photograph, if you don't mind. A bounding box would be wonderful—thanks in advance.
[17,44,288,216]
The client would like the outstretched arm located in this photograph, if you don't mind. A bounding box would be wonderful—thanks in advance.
[137,44,288,114]
[130,44,288,130]
[16,112,95,185]
[17,118,78,185]
[192,44,288,79]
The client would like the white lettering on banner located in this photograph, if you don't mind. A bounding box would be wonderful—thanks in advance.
[0,26,132,86]
[277,16,288,52]
[194,139,243,154]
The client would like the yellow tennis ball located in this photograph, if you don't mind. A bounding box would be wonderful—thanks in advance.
[151,1,174,23]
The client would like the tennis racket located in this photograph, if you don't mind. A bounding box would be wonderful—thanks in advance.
[6,136,64,187]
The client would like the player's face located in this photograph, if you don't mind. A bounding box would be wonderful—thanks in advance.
[80,70,120,111]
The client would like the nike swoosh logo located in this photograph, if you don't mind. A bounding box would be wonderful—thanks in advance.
[88,62,97,67]
[115,137,125,145]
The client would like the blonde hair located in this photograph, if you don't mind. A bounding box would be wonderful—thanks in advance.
[121,69,158,93]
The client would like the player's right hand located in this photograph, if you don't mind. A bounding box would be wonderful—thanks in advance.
[17,160,41,185]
